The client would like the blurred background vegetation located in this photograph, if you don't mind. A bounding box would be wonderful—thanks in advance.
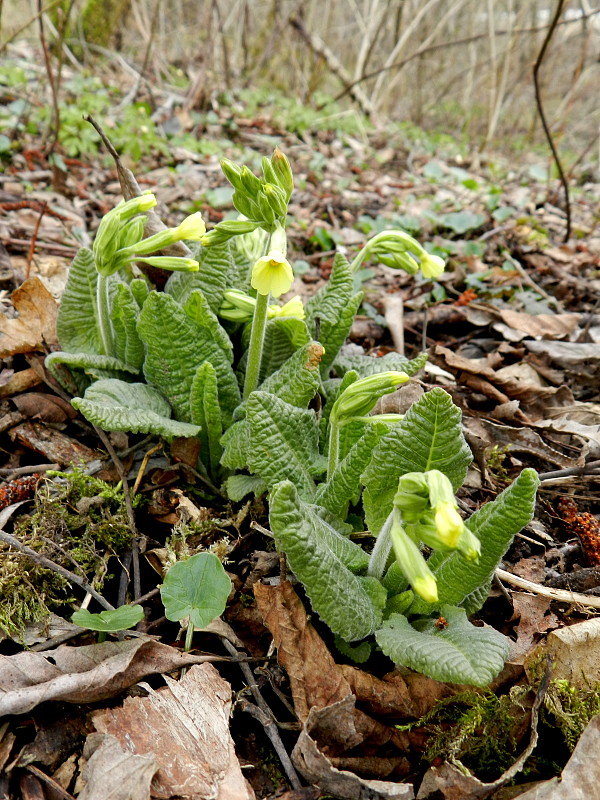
[0,0,599,167]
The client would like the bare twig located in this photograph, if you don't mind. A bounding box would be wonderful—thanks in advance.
[533,0,571,242]
[221,638,302,790]
[496,568,600,609]
[538,459,600,483]
[26,201,48,279]
[0,0,64,53]
[0,526,114,610]
[37,0,60,155]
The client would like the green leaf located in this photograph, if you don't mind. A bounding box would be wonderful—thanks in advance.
[111,283,145,370]
[258,317,311,379]
[409,468,540,616]
[333,635,372,664]
[72,604,144,632]
[305,252,364,376]
[138,292,240,424]
[183,289,233,359]
[72,378,200,440]
[333,351,427,379]
[376,605,508,686]
[56,248,101,354]
[45,351,139,382]
[165,242,235,313]
[270,481,383,641]
[362,388,471,535]
[160,552,232,629]
[190,362,222,476]
[259,341,323,407]
[247,392,323,499]
[439,211,487,234]
[220,418,250,471]
[225,474,267,502]
[316,425,385,517]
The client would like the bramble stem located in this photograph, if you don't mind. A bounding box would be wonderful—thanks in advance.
[243,290,270,399]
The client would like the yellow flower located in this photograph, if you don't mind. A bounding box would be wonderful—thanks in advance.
[174,212,206,241]
[434,501,464,548]
[420,252,446,279]
[251,250,294,298]
[268,295,305,319]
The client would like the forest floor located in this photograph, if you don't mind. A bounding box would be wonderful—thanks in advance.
[1,44,600,800]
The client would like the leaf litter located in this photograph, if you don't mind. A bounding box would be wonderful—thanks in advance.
[1,49,600,800]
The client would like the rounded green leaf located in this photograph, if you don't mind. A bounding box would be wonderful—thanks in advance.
[71,604,144,632]
[160,552,232,629]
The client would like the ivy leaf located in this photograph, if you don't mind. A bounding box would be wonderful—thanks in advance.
[376,605,508,686]
[270,481,384,641]
[333,351,427,379]
[189,362,222,476]
[247,392,323,499]
[409,468,540,616]
[362,388,472,535]
[72,604,144,633]
[56,248,101,354]
[160,552,232,629]
[72,379,200,440]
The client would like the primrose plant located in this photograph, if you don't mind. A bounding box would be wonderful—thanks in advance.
[48,148,539,686]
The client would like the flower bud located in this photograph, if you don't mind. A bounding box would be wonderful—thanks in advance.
[434,502,464,548]
[263,183,288,217]
[251,250,294,297]
[220,158,244,191]
[331,371,409,424]
[271,147,293,200]
[390,513,438,604]
[420,252,446,279]
[240,165,262,195]
[134,256,199,272]
[174,211,206,241]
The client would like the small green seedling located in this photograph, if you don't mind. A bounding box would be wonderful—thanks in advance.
[160,552,232,651]
[71,604,144,642]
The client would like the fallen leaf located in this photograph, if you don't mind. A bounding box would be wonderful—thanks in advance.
[0,638,225,717]
[12,393,77,423]
[77,733,157,800]
[516,715,600,799]
[496,310,580,341]
[525,618,600,689]
[9,421,97,464]
[508,594,557,664]
[0,277,58,357]
[92,664,253,800]
[292,698,414,800]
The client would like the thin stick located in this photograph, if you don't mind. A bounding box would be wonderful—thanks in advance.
[496,567,600,609]
[533,0,571,242]
[538,459,600,483]
[221,638,302,790]
[0,527,114,610]
[37,0,60,155]
[93,424,141,600]
[26,201,48,279]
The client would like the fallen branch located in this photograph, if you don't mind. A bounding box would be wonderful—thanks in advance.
[496,567,600,609]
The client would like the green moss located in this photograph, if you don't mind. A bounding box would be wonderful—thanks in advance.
[543,679,600,751]
[0,469,137,639]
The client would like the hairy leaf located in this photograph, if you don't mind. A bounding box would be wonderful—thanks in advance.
[409,468,540,615]
[220,418,249,471]
[189,362,222,476]
[269,481,384,641]
[258,317,311,379]
[138,292,240,423]
[376,605,508,686]
[259,341,324,407]
[56,248,101,354]
[316,425,385,517]
[183,289,232,360]
[72,379,200,440]
[246,392,323,499]
[46,351,139,383]
[225,474,267,502]
[334,351,428,379]
[362,388,472,535]
[111,283,144,370]
[165,242,234,313]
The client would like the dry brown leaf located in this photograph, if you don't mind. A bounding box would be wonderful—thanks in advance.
[12,393,77,423]
[254,580,351,722]
[292,698,414,800]
[497,310,580,341]
[508,594,557,664]
[77,733,157,800]
[9,421,97,464]
[93,664,252,800]
[0,639,224,717]
[525,618,600,689]
[0,277,58,357]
